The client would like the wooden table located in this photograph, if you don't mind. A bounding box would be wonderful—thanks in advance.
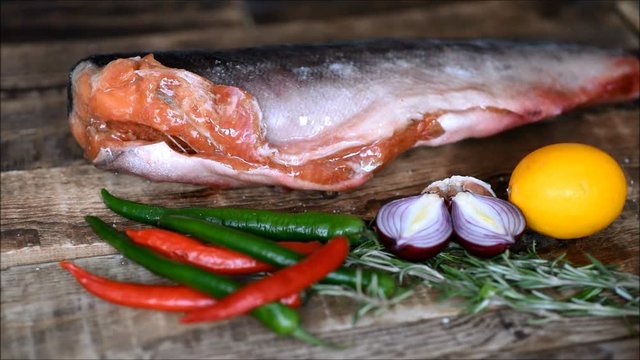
[2,1,638,358]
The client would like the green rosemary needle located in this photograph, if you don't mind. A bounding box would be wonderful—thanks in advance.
[319,238,639,321]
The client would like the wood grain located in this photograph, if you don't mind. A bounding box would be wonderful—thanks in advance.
[2,104,638,272]
[1,1,639,359]
[1,256,636,359]
[1,1,636,91]
[0,88,82,171]
[616,0,640,30]
[0,0,249,43]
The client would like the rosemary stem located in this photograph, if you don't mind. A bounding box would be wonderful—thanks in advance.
[331,239,640,321]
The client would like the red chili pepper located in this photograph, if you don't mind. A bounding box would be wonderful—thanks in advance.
[125,229,322,275]
[60,260,216,311]
[180,236,349,323]
[60,261,302,311]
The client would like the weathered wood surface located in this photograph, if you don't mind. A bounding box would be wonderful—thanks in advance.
[0,1,250,43]
[2,1,638,91]
[1,1,639,359]
[2,106,639,272]
[2,256,637,359]
[0,255,460,359]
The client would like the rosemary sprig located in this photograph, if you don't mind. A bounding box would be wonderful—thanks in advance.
[430,245,639,318]
[317,238,639,321]
[312,268,416,323]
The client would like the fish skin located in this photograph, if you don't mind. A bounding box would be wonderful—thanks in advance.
[68,39,639,190]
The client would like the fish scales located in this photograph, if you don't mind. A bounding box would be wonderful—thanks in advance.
[68,39,639,190]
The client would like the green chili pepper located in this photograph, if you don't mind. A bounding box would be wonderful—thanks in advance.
[157,215,397,297]
[101,189,373,245]
[84,216,329,346]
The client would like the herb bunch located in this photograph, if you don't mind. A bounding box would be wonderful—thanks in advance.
[315,238,639,322]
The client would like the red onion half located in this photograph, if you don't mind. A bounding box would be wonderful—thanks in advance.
[375,194,453,261]
[451,192,526,257]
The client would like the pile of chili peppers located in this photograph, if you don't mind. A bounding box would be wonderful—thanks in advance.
[61,189,397,346]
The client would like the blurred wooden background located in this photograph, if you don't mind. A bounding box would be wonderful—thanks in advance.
[1,1,639,359]
[1,1,638,44]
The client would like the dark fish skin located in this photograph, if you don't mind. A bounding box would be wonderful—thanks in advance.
[68,38,633,113]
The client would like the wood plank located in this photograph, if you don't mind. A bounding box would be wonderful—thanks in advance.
[0,0,250,43]
[0,255,459,359]
[2,104,638,271]
[0,87,68,133]
[1,257,636,358]
[246,0,444,24]
[0,87,83,171]
[2,2,637,359]
[616,0,640,30]
[489,337,640,359]
[1,1,636,91]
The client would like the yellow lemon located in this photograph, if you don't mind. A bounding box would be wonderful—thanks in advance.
[508,143,627,239]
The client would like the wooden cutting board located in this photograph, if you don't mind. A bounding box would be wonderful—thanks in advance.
[1,1,638,358]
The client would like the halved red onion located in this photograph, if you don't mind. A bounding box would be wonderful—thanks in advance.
[375,194,453,261]
[451,192,525,257]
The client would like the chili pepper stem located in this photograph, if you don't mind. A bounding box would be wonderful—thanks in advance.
[84,216,304,337]
[360,228,379,244]
[290,327,345,349]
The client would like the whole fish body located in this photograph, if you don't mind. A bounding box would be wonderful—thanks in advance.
[68,39,639,190]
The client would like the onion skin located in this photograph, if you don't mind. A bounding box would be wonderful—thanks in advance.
[452,234,516,258]
[374,194,452,262]
[377,230,451,261]
[450,192,525,257]
[423,176,496,200]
